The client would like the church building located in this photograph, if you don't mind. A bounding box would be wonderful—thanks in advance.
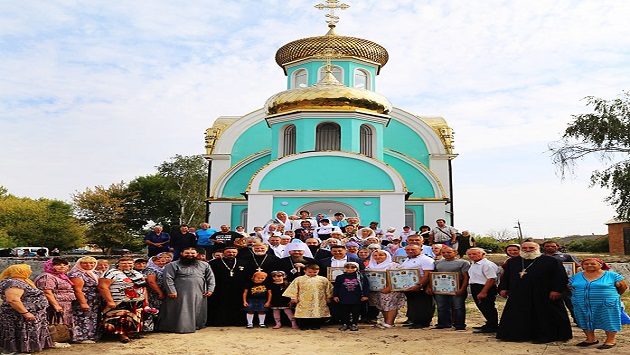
[204,2,457,231]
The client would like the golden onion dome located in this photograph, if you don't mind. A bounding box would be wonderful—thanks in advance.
[275,27,389,68]
[265,71,392,115]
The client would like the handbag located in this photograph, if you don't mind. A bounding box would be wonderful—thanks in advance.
[48,312,71,342]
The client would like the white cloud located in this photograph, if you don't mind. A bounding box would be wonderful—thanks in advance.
[1,0,629,237]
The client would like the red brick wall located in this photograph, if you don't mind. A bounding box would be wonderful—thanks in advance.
[608,222,630,254]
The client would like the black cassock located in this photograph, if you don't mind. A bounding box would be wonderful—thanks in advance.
[497,255,572,343]
[237,250,279,278]
[207,257,251,326]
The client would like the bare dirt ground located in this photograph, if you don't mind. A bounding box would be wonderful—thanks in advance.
[45,300,630,355]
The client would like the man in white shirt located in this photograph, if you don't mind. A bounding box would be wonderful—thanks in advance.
[466,247,499,333]
[399,244,435,329]
[267,233,285,258]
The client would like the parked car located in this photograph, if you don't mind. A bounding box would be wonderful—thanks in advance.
[110,248,131,255]
[11,247,49,257]
[67,249,90,255]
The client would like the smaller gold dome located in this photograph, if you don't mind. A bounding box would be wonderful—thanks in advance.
[265,72,392,115]
[275,27,389,68]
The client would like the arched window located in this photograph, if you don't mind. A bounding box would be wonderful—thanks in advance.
[318,65,343,84]
[241,208,248,231]
[404,208,416,230]
[360,124,374,157]
[292,69,308,88]
[354,69,370,90]
[281,124,296,156]
[315,122,341,151]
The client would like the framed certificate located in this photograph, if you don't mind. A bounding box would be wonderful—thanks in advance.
[327,267,345,281]
[563,262,576,278]
[430,272,459,295]
[387,268,421,291]
[364,270,388,291]
[393,255,407,264]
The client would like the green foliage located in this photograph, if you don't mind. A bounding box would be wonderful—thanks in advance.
[472,235,504,253]
[128,174,179,230]
[550,91,630,219]
[72,182,143,253]
[0,194,84,250]
[567,237,609,253]
[155,154,207,227]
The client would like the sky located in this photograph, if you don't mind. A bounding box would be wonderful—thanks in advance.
[2,0,630,239]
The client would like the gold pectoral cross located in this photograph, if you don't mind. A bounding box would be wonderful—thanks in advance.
[230,271,234,277]
[256,267,263,272]
[519,270,527,278]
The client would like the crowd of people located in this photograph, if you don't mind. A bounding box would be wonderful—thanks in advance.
[0,210,628,353]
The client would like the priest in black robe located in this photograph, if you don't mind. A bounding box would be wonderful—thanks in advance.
[207,246,251,326]
[497,242,572,343]
[237,242,279,278]
[271,241,318,283]
[305,237,332,261]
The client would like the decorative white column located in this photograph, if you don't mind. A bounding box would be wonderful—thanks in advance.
[379,193,406,231]
[247,194,274,230]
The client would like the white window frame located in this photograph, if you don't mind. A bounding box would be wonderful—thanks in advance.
[353,68,371,90]
[318,65,344,84]
[292,69,308,89]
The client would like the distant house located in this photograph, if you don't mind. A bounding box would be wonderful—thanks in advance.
[605,218,630,255]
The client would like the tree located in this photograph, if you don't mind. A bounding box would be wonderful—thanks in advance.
[127,174,179,230]
[0,193,84,250]
[155,154,207,226]
[72,182,143,253]
[550,91,630,219]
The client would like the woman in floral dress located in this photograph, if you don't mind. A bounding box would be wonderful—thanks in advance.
[68,256,101,343]
[142,254,168,331]
[34,257,76,341]
[0,264,54,353]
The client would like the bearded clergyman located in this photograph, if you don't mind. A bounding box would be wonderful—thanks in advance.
[497,241,572,343]
[237,242,279,278]
[159,247,215,333]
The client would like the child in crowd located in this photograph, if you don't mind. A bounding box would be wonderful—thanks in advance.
[243,271,272,328]
[333,262,370,331]
[268,271,298,329]
[283,264,333,330]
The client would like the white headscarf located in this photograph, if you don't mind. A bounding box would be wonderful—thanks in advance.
[281,240,314,259]
[366,250,397,270]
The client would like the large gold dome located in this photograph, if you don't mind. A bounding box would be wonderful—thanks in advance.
[265,71,392,115]
[275,27,389,68]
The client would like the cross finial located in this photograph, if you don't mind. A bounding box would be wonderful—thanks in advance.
[314,0,350,28]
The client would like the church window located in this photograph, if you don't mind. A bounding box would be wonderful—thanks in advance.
[241,208,248,231]
[360,124,374,157]
[354,69,370,90]
[318,65,343,84]
[292,69,308,88]
[404,209,416,230]
[315,122,341,150]
[281,124,296,156]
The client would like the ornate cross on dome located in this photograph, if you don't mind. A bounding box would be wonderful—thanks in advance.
[314,0,350,28]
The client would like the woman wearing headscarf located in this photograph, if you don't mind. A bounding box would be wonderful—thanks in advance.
[34,257,76,341]
[0,264,54,353]
[569,258,628,350]
[142,254,168,331]
[68,256,101,343]
[97,256,147,343]
[365,250,405,329]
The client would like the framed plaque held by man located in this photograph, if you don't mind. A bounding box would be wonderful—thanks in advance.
[430,272,459,295]
[327,266,345,281]
[364,270,388,291]
[562,262,576,278]
[387,268,421,291]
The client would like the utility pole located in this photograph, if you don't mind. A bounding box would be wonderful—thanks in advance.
[514,220,523,244]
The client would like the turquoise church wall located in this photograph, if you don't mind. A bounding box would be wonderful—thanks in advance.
[273,197,380,223]
[383,119,430,166]
[383,154,436,198]
[221,154,271,197]
[230,121,270,165]
[259,155,394,191]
